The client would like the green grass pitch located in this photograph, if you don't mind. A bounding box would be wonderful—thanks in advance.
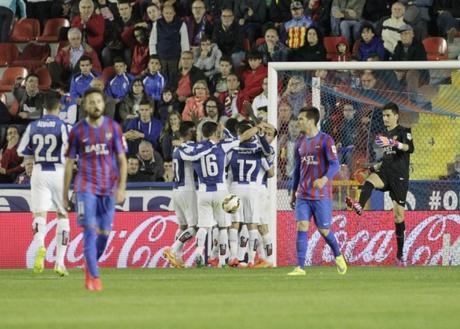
[1,267,459,329]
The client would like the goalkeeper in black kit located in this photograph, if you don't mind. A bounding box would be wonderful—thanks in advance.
[346,102,414,266]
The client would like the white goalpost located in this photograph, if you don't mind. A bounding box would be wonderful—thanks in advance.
[267,60,460,267]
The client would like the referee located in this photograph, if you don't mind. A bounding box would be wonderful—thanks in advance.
[346,102,415,266]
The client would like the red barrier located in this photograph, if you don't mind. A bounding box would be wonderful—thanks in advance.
[0,211,459,268]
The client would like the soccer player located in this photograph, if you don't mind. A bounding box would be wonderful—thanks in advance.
[183,121,262,267]
[346,102,414,266]
[288,107,347,276]
[17,92,71,277]
[163,121,198,268]
[63,88,127,291]
[227,122,274,267]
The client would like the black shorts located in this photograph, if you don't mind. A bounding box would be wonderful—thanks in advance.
[376,170,409,207]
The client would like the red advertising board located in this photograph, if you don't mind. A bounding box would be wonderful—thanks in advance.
[0,211,459,268]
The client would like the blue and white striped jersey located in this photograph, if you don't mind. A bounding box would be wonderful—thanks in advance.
[173,141,197,191]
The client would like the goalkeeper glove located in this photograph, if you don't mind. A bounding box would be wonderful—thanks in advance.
[375,134,404,150]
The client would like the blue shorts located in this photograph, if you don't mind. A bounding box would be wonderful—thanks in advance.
[76,192,116,231]
[294,198,333,229]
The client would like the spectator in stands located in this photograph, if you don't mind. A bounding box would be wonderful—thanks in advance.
[331,0,365,45]
[26,0,51,28]
[257,27,291,64]
[400,0,433,40]
[106,58,134,102]
[392,24,429,86]
[141,2,161,32]
[196,96,226,140]
[159,111,181,161]
[330,40,351,61]
[219,73,241,118]
[211,56,233,97]
[94,0,118,24]
[12,74,44,124]
[102,0,140,67]
[290,26,327,61]
[281,76,308,117]
[337,103,358,168]
[162,161,175,182]
[51,0,73,20]
[0,125,23,183]
[170,51,206,105]
[72,0,105,51]
[436,4,460,44]
[356,22,385,61]
[47,28,102,89]
[252,77,268,117]
[182,80,210,121]
[193,35,222,80]
[235,0,266,48]
[381,2,406,56]
[185,0,214,48]
[362,0,393,28]
[127,156,148,182]
[131,26,150,76]
[268,0,292,29]
[137,140,164,181]
[212,8,246,68]
[440,154,460,180]
[125,98,163,155]
[15,157,33,184]
[56,86,78,124]
[0,0,26,43]
[117,78,149,126]
[281,1,313,50]
[305,0,332,35]
[69,56,98,105]
[142,55,166,103]
[157,88,182,123]
[278,100,292,137]
[149,4,190,83]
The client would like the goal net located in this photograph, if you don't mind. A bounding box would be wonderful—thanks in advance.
[268,61,460,267]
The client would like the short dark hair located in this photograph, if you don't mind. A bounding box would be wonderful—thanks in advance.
[43,91,61,112]
[202,121,218,138]
[382,102,399,115]
[25,73,39,82]
[200,34,212,44]
[139,96,153,108]
[83,87,104,101]
[79,55,92,64]
[225,118,238,136]
[179,121,196,138]
[149,54,160,62]
[236,122,252,135]
[219,56,232,65]
[246,50,262,61]
[113,57,126,65]
[299,106,320,125]
[127,156,139,163]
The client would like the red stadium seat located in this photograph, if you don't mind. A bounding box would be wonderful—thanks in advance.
[0,43,20,67]
[9,19,41,42]
[37,18,70,42]
[0,67,28,92]
[255,37,265,47]
[243,38,251,52]
[323,36,349,60]
[35,66,52,90]
[12,42,51,72]
[423,37,448,60]
[101,66,116,85]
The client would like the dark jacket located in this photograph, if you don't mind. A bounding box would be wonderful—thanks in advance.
[392,39,430,83]
[290,43,327,62]
[157,17,184,60]
[234,0,266,24]
[13,87,44,120]
[267,0,292,23]
[212,21,244,56]
[138,151,164,181]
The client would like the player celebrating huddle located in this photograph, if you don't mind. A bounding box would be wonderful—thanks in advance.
[346,102,414,266]
[64,88,127,291]
[289,107,347,276]
[17,93,71,276]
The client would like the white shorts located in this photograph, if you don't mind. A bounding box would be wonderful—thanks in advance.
[30,166,66,214]
[229,185,260,224]
[258,187,269,225]
[197,190,230,228]
[172,190,198,227]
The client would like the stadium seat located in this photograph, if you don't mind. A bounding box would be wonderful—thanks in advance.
[9,19,41,42]
[323,36,349,60]
[243,38,251,52]
[35,66,52,90]
[0,67,28,92]
[12,42,51,72]
[0,44,20,67]
[423,37,448,60]
[255,37,265,47]
[37,18,70,42]
[101,66,116,85]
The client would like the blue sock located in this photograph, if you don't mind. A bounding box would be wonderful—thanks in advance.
[96,234,109,260]
[83,228,99,278]
[296,231,308,269]
[324,231,341,257]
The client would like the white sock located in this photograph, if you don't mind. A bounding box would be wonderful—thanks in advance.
[32,217,46,247]
[172,227,196,254]
[211,227,219,259]
[229,228,238,260]
[194,228,207,258]
[248,230,259,265]
[218,229,228,266]
[238,225,249,261]
[262,234,273,263]
[257,232,266,260]
[55,218,70,267]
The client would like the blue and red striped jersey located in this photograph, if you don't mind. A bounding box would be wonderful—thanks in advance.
[66,117,127,195]
[293,132,340,200]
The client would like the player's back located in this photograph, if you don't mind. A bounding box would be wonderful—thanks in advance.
[229,141,267,186]
[173,141,196,191]
[18,114,69,170]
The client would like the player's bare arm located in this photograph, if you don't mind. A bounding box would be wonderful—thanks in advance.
[63,158,75,210]
[116,153,128,204]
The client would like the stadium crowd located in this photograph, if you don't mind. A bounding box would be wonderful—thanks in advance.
[0,0,459,184]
